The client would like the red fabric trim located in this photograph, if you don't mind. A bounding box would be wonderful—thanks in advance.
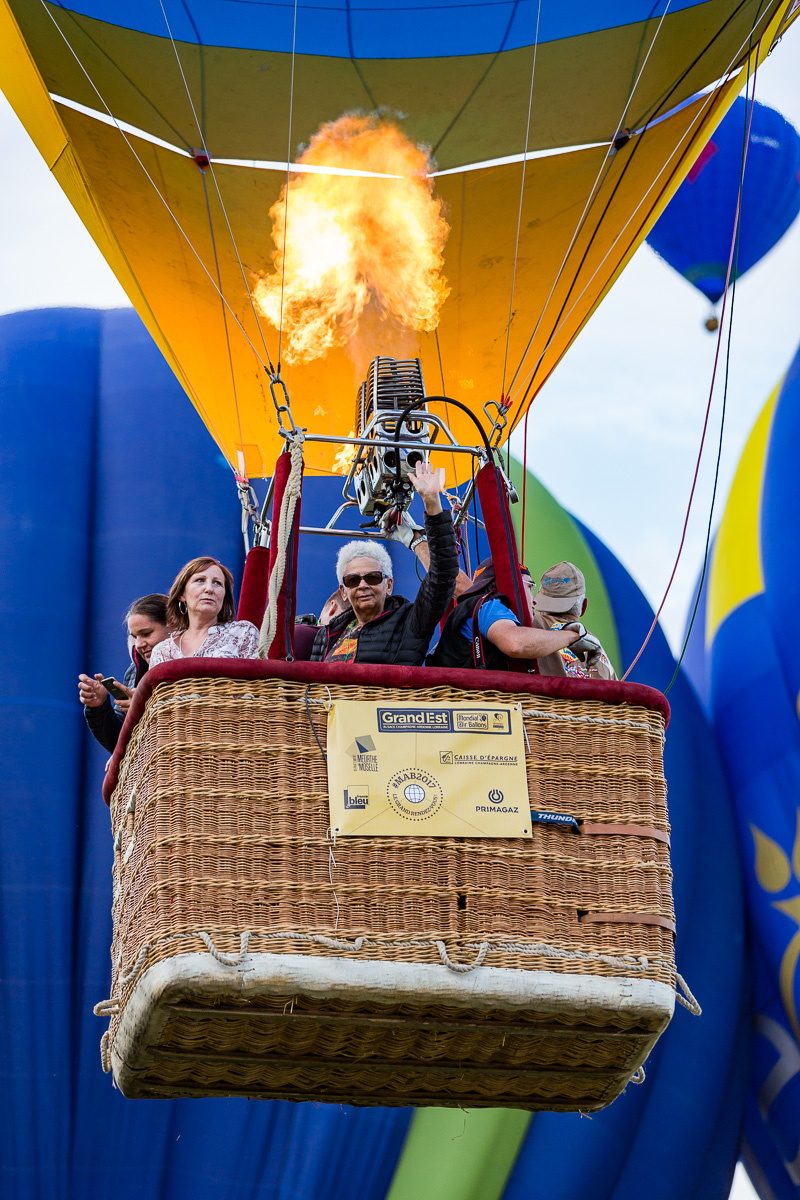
[266,452,299,660]
[102,658,669,805]
[236,546,270,625]
[475,463,531,627]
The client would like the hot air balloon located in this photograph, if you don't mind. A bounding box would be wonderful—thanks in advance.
[1,308,745,1199]
[686,340,800,1200]
[646,95,800,325]
[2,0,793,1112]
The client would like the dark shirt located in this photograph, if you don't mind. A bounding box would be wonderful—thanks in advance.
[83,648,147,754]
[311,510,458,666]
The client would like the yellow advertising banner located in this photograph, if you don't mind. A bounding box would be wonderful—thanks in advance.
[326,699,531,838]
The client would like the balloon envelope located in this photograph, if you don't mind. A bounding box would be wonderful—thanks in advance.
[0,0,790,476]
[647,95,800,304]
[686,340,800,1199]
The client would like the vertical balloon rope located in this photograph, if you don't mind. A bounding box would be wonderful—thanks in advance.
[158,0,277,378]
[36,0,275,387]
[621,43,762,683]
[501,0,542,408]
[663,57,761,693]
[278,0,300,372]
[198,165,247,465]
[502,0,675,408]
[520,401,533,564]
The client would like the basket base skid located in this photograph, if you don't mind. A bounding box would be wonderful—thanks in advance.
[111,952,674,1110]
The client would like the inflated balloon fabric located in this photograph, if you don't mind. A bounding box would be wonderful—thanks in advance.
[0,1,790,477]
[0,309,747,1200]
[647,96,800,304]
[692,342,800,1200]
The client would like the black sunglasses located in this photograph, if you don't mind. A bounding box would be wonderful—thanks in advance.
[341,571,387,588]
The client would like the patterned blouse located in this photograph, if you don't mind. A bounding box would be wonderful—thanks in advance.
[149,621,260,665]
[324,619,361,663]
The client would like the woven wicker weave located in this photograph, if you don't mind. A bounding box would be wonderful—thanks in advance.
[102,671,674,1110]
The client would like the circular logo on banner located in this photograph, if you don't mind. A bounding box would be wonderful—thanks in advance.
[387,768,443,821]
[488,789,504,805]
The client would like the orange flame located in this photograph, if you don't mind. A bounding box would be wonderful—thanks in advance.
[253,114,450,365]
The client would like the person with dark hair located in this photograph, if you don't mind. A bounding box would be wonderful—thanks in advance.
[150,557,258,664]
[428,559,585,675]
[78,593,169,753]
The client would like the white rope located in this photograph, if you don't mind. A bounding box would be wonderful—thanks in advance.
[119,944,151,986]
[676,972,702,1016]
[435,941,489,973]
[197,930,250,965]
[521,708,662,734]
[93,998,120,1017]
[259,438,305,657]
[630,1065,646,1084]
[109,928,666,988]
[99,1031,112,1074]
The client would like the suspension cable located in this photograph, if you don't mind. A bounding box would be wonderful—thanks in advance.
[278,0,300,371]
[503,0,675,404]
[500,0,542,404]
[197,165,247,464]
[505,0,769,429]
[621,49,760,682]
[38,0,274,379]
[157,0,278,377]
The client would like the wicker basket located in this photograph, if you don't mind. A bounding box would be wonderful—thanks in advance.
[100,663,675,1111]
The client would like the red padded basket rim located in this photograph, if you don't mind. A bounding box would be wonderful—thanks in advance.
[102,659,669,804]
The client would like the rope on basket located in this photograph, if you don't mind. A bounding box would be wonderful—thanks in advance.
[435,940,489,973]
[676,972,701,1016]
[109,929,666,995]
[259,437,304,658]
[197,930,250,965]
[630,1065,646,1084]
[522,708,661,734]
[100,1031,112,1074]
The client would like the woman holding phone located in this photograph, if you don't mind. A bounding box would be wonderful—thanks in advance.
[78,593,170,753]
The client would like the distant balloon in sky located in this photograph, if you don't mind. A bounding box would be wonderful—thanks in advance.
[647,96,800,309]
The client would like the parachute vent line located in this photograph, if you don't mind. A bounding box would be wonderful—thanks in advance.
[622,47,761,684]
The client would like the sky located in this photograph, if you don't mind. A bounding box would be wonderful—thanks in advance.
[1,21,799,1200]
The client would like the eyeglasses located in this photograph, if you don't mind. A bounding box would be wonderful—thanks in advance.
[341,571,387,588]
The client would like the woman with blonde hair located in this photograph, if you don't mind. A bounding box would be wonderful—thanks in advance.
[150,557,259,664]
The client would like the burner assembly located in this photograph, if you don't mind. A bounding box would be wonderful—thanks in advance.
[352,357,431,520]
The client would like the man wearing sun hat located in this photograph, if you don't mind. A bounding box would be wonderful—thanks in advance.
[532,561,617,680]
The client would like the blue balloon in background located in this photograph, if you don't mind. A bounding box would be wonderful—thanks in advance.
[0,309,748,1199]
[684,339,800,1199]
[647,96,800,304]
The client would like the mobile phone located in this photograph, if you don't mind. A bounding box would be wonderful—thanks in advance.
[101,677,129,701]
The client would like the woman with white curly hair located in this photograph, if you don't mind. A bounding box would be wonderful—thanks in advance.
[311,461,458,666]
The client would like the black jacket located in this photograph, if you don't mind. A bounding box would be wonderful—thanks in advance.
[311,509,458,666]
[428,589,514,671]
[84,647,148,754]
